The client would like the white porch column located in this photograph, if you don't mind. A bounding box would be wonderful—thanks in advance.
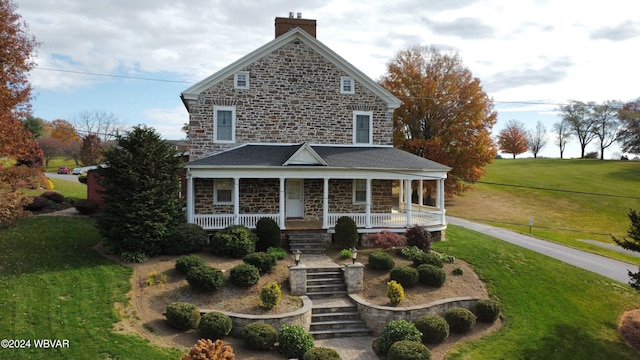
[438,178,446,225]
[186,171,194,223]
[405,179,412,227]
[279,177,286,229]
[233,177,240,225]
[323,178,329,229]
[365,178,372,228]
[399,179,404,209]
[418,180,424,206]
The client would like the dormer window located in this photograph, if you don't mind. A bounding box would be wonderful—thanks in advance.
[340,77,354,94]
[234,72,249,89]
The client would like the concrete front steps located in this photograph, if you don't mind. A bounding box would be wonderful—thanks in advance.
[306,267,372,339]
[287,231,327,255]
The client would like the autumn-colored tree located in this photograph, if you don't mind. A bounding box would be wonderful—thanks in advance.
[37,136,65,167]
[0,0,39,160]
[64,139,82,166]
[379,46,497,196]
[497,120,529,159]
[80,134,104,166]
[47,119,80,144]
[527,121,548,159]
[0,0,41,228]
[72,110,124,141]
[618,99,640,154]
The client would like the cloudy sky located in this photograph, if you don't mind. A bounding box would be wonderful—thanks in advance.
[15,0,640,158]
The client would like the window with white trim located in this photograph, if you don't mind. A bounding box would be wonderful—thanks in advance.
[214,106,236,143]
[214,179,233,204]
[234,72,249,89]
[353,179,367,204]
[353,111,372,144]
[340,77,354,94]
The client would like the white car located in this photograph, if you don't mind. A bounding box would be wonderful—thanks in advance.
[72,168,83,175]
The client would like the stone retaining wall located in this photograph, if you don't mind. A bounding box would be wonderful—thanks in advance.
[201,296,312,338]
[349,294,480,335]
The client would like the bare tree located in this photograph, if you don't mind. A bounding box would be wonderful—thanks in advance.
[552,119,571,159]
[527,121,548,158]
[71,110,125,141]
[558,100,596,158]
[590,100,621,160]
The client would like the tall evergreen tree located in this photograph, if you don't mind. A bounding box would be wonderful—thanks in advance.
[96,125,184,260]
[613,209,640,290]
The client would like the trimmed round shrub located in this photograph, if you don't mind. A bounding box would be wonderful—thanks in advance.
[452,266,464,275]
[474,299,501,323]
[333,216,359,248]
[404,225,432,251]
[163,223,207,255]
[24,196,48,211]
[388,340,431,360]
[186,266,225,292]
[229,263,260,288]
[417,264,447,287]
[41,191,65,203]
[78,174,88,184]
[243,252,277,274]
[389,266,419,288]
[444,307,477,334]
[211,225,257,258]
[259,281,281,309]
[368,251,395,270]
[412,252,443,268]
[165,302,200,330]
[73,199,99,215]
[199,311,232,340]
[278,324,314,359]
[255,217,281,251]
[303,347,342,360]
[414,314,449,344]
[175,254,207,275]
[242,322,278,351]
[377,319,423,355]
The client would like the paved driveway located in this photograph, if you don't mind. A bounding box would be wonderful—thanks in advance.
[447,216,636,284]
[46,172,81,183]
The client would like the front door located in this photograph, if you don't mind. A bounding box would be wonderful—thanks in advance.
[286,179,304,218]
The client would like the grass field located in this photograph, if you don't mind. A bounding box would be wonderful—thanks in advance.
[0,217,181,359]
[447,158,640,264]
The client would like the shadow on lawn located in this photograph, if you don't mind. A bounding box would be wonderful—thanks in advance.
[517,323,632,360]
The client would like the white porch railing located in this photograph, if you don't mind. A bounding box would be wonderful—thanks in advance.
[193,211,443,230]
[193,214,279,230]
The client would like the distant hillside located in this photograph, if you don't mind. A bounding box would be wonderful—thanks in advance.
[446,158,640,263]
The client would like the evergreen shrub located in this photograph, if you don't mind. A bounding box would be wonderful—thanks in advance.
[412,252,443,268]
[414,314,449,344]
[211,225,256,258]
[186,266,225,292]
[255,217,281,251]
[165,302,200,330]
[333,216,359,248]
[175,254,207,275]
[368,251,395,270]
[242,322,277,351]
[243,252,277,274]
[387,340,431,360]
[163,223,207,255]
[303,347,342,360]
[389,265,419,288]
[474,299,501,323]
[278,324,314,359]
[377,319,422,355]
[444,307,477,334]
[417,264,446,287]
[259,281,281,309]
[229,263,260,288]
[198,311,232,340]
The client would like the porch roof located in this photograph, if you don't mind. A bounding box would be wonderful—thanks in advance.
[186,143,450,171]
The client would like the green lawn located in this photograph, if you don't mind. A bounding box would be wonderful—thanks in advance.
[0,217,181,359]
[20,177,87,202]
[447,158,640,264]
[45,157,79,173]
[434,226,640,359]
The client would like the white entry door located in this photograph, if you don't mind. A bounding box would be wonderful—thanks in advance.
[286,179,304,218]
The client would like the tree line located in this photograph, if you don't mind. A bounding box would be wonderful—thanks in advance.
[497,99,640,160]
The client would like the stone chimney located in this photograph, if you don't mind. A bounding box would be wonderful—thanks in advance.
[275,12,316,38]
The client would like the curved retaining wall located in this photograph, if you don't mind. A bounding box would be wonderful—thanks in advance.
[349,294,480,335]
[201,295,312,337]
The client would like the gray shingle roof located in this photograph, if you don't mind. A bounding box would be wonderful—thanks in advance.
[186,144,450,171]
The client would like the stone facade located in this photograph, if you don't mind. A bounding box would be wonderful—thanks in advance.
[188,39,393,160]
[193,177,395,216]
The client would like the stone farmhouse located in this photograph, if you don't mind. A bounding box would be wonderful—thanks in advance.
[181,14,450,240]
